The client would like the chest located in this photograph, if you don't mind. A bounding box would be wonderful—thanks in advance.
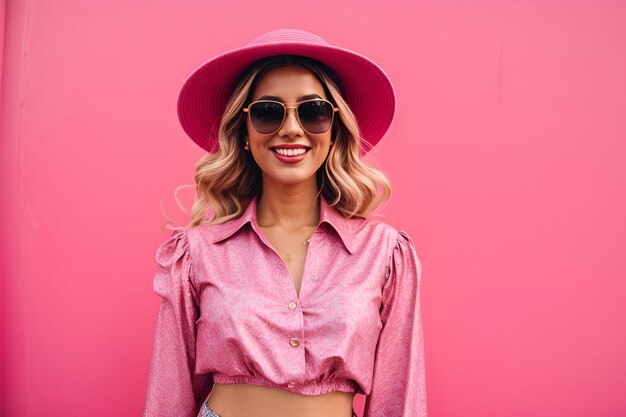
[259,227,312,299]
[195,234,386,351]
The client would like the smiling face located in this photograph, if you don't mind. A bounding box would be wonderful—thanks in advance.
[246,64,333,192]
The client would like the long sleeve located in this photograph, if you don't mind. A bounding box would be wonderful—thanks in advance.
[363,230,427,417]
[144,228,213,417]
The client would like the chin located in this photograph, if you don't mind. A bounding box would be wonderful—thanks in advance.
[264,170,318,187]
[274,176,315,186]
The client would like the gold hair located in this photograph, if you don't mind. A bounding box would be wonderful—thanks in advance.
[177,55,392,228]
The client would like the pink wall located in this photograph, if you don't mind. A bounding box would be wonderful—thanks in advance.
[2,1,626,416]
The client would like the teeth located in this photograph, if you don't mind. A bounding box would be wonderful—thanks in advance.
[274,148,307,156]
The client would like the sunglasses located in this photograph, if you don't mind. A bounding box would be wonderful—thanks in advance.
[243,99,339,135]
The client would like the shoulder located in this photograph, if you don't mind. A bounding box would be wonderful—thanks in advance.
[184,220,237,245]
[154,227,190,267]
[353,215,411,244]
[154,223,219,263]
[346,215,415,259]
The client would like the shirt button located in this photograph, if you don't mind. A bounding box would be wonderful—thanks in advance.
[309,274,318,281]
[288,301,297,310]
[289,337,300,347]
[287,381,295,388]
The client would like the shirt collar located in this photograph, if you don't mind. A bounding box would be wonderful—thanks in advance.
[210,195,355,254]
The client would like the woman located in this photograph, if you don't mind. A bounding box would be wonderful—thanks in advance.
[144,29,427,417]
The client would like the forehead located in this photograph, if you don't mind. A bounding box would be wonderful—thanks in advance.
[251,65,327,101]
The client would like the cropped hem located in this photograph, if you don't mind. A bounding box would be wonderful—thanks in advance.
[212,373,361,396]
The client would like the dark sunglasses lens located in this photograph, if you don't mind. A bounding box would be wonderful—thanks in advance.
[249,102,284,134]
[298,101,333,134]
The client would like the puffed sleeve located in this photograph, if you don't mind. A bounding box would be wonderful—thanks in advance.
[363,230,427,417]
[144,227,213,417]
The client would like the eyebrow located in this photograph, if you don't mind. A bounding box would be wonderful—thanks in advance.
[256,94,324,102]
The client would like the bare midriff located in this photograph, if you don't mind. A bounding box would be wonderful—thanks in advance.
[206,383,356,417]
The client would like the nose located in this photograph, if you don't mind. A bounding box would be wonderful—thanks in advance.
[278,107,304,138]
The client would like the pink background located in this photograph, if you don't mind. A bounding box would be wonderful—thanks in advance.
[2,1,625,416]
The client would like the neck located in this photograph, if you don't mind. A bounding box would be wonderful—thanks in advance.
[256,179,321,230]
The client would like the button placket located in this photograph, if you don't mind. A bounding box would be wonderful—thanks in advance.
[298,232,321,300]
[274,228,311,387]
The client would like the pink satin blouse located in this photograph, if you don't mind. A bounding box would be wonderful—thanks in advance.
[144,195,427,417]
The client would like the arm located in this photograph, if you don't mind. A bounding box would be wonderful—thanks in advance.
[363,230,427,417]
[144,228,213,417]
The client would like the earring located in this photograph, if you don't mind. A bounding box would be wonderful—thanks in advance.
[330,140,334,146]
[244,140,250,150]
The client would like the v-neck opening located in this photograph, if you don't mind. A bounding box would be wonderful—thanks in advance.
[253,221,319,303]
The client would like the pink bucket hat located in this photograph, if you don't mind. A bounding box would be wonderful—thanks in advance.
[177,28,396,154]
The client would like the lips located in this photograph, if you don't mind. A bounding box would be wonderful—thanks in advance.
[273,147,308,156]
[270,144,311,163]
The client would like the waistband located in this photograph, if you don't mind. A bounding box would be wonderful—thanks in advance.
[212,373,361,396]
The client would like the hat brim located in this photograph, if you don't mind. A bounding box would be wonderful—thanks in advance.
[177,42,396,154]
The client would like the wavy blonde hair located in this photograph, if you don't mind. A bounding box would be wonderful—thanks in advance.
[181,55,391,228]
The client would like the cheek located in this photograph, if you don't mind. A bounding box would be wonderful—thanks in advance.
[248,140,275,172]
[317,135,333,153]
[247,129,269,152]
[249,145,266,167]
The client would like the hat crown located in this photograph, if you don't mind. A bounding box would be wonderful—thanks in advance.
[247,28,329,47]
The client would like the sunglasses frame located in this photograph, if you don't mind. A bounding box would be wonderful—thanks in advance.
[243,98,339,136]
